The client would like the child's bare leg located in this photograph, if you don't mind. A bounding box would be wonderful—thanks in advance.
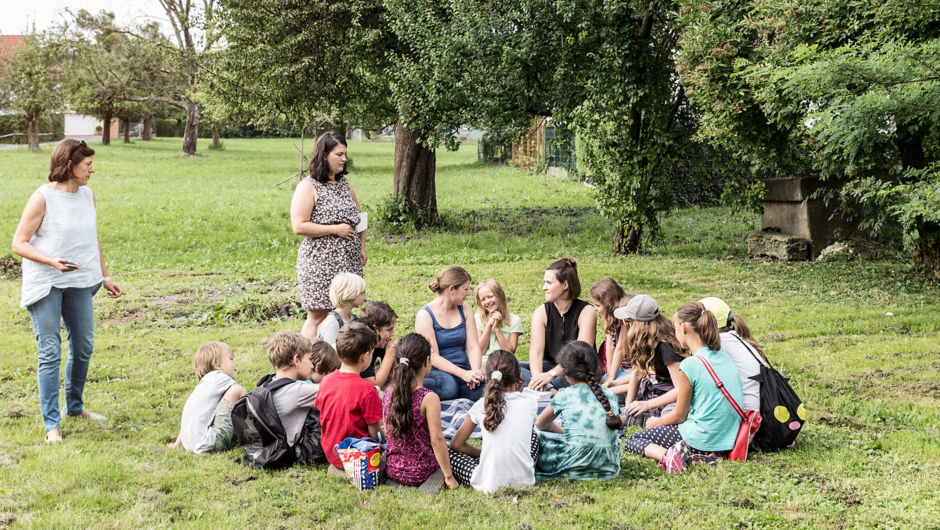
[167,433,182,449]
[223,384,247,403]
[645,443,667,461]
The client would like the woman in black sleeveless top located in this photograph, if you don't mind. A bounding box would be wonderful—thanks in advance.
[523,258,597,392]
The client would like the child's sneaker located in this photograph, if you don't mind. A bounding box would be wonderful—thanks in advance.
[659,441,690,474]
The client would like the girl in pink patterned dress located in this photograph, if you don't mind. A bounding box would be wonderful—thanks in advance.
[382,333,459,488]
[290,133,366,340]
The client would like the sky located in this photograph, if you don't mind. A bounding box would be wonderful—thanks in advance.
[2,0,168,35]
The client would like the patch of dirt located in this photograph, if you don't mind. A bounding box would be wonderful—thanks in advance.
[149,293,192,309]
[0,513,16,528]
[5,409,25,419]
[105,307,146,325]
[761,332,792,343]
[809,337,835,346]
[816,415,872,432]
[0,256,21,281]
[908,381,940,399]
[729,497,756,509]
[224,475,258,487]
[0,451,14,466]
[817,478,861,506]
[883,325,911,335]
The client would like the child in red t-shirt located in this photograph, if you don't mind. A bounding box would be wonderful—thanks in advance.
[316,322,386,469]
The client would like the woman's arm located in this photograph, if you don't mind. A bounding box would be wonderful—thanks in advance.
[97,240,123,298]
[463,302,484,373]
[349,185,367,266]
[646,371,692,428]
[535,404,563,434]
[449,413,481,458]
[289,180,355,239]
[527,306,555,390]
[12,193,78,271]
[612,369,642,401]
[422,392,460,487]
[576,304,598,349]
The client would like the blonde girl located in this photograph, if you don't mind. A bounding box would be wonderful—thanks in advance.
[610,295,688,427]
[474,279,524,364]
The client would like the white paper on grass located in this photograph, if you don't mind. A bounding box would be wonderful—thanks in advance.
[356,212,368,233]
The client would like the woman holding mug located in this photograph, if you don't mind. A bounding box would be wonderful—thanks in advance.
[12,139,124,443]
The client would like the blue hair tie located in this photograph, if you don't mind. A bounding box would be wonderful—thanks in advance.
[727,312,734,327]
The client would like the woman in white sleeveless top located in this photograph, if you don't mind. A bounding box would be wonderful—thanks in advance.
[12,139,124,444]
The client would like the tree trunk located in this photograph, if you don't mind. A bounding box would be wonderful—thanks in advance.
[174,119,181,138]
[612,220,643,254]
[182,102,200,156]
[122,118,131,143]
[212,124,220,147]
[393,119,438,224]
[102,111,112,146]
[27,116,40,152]
[142,116,153,141]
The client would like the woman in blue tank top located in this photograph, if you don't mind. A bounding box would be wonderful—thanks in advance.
[415,266,486,401]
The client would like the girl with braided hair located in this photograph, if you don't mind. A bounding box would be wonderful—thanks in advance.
[534,341,622,481]
[448,350,541,492]
[382,333,458,489]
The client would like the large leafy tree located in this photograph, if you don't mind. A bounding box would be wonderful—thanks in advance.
[386,0,697,251]
[0,33,63,152]
[216,0,465,222]
[677,0,940,271]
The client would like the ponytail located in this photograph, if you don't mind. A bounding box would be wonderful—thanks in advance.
[482,350,521,432]
[558,341,622,430]
[386,333,431,438]
[730,314,765,358]
[675,302,721,351]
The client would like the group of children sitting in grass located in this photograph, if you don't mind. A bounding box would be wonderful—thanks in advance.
[169,257,772,492]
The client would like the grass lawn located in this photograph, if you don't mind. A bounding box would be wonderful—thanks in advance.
[1,137,939,529]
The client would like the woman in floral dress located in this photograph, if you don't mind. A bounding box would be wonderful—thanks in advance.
[290,132,366,340]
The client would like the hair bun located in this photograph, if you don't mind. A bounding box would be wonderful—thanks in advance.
[563,257,577,269]
[428,280,440,293]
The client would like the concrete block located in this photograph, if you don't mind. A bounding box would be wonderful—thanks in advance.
[747,230,810,261]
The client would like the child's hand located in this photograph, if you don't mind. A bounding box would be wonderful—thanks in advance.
[646,416,662,428]
[489,311,502,325]
[625,400,651,416]
[445,474,459,489]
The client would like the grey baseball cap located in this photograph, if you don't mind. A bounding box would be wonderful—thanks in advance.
[613,294,660,322]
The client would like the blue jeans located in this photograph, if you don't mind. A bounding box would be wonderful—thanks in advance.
[424,369,485,401]
[26,283,100,431]
[520,360,571,390]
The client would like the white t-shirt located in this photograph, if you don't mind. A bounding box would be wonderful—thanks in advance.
[271,380,319,447]
[316,312,349,346]
[719,331,766,412]
[467,388,539,493]
[180,370,236,454]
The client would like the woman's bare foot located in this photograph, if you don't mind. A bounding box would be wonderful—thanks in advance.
[167,433,182,449]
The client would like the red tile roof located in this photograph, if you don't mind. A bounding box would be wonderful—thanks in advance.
[0,36,26,59]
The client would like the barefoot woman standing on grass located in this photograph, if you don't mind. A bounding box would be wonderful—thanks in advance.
[12,139,124,444]
[291,133,367,340]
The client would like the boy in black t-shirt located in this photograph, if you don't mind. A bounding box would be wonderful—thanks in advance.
[358,301,398,389]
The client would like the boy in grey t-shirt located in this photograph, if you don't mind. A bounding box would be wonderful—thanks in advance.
[168,342,247,454]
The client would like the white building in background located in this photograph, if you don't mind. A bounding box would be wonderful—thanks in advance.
[64,112,98,136]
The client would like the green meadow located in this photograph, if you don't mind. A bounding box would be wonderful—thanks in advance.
[0,138,938,529]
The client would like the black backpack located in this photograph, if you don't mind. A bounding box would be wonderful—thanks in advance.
[232,376,296,469]
[731,334,805,452]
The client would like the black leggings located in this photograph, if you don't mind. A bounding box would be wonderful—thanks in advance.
[623,425,721,460]
[448,431,540,486]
